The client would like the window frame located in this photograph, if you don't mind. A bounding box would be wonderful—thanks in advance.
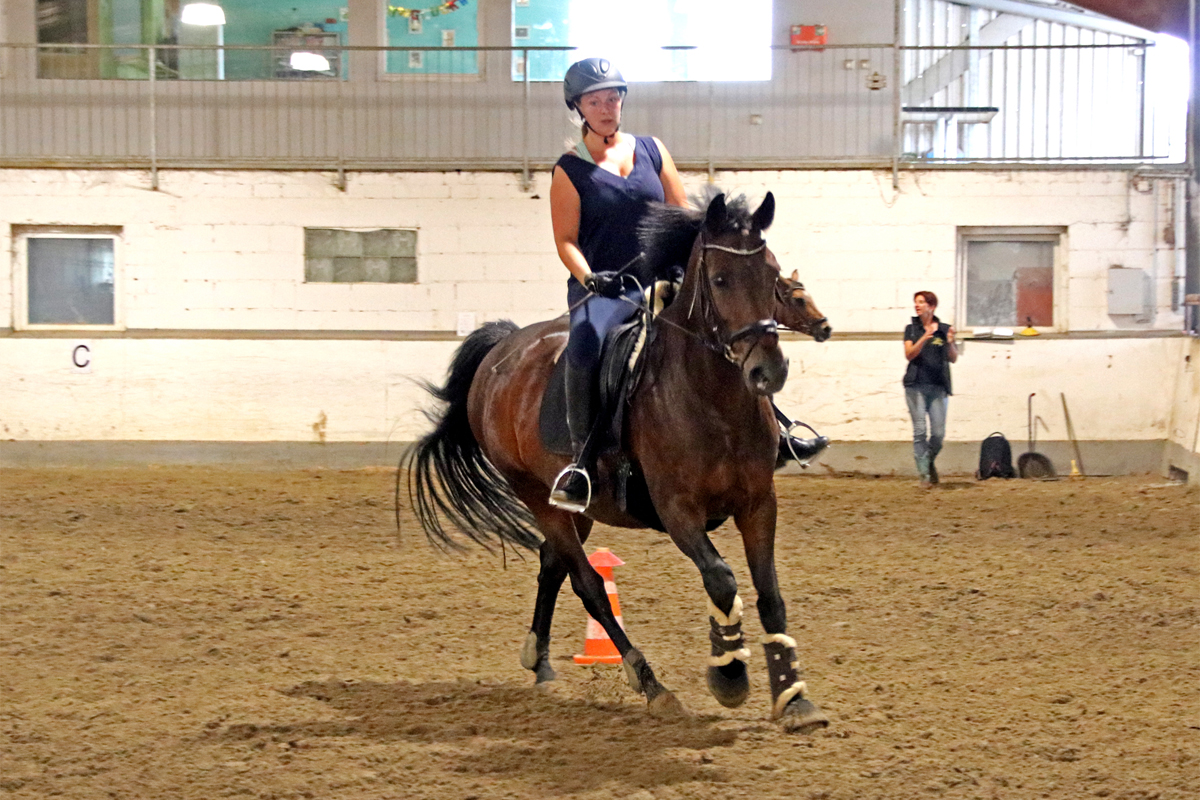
[956,226,1068,334]
[13,227,124,332]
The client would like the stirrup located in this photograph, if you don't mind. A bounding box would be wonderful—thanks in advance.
[782,420,829,468]
[548,464,592,514]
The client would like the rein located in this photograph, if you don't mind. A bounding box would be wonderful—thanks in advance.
[573,235,777,366]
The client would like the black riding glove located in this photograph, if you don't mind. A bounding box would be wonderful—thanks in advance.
[584,271,624,299]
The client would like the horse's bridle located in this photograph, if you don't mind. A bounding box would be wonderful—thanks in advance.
[775,277,829,337]
[683,235,779,366]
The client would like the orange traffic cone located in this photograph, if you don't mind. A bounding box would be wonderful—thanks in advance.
[573,548,626,665]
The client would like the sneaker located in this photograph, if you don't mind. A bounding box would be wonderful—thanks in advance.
[548,469,590,513]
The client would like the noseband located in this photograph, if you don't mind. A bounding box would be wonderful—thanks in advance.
[686,236,778,365]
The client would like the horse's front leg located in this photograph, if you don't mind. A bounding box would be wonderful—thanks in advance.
[658,509,753,709]
[736,493,829,733]
[699,539,757,708]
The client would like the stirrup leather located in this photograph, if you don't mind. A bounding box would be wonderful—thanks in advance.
[548,464,592,513]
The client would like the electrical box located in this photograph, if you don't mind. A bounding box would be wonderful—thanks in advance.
[790,25,827,50]
[1107,266,1151,317]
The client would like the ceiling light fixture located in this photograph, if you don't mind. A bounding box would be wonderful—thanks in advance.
[289,51,331,72]
[181,3,226,26]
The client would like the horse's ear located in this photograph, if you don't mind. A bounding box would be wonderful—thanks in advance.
[704,192,727,234]
[752,191,775,232]
[790,269,799,282]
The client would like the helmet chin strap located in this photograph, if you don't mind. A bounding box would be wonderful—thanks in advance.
[581,118,620,146]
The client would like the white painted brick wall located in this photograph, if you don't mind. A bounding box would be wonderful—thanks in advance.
[0,168,1192,447]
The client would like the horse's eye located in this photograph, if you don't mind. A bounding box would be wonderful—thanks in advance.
[713,275,728,287]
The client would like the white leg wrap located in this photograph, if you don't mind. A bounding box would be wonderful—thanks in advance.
[708,594,744,627]
[709,647,753,667]
[762,632,798,649]
[708,595,750,667]
[519,631,542,670]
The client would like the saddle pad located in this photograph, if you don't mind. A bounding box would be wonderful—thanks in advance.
[536,318,649,457]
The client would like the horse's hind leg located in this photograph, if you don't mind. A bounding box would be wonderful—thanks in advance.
[562,544,682,716]
[515,487,681,716]
[737,497,829,734]
[521,525,591,684]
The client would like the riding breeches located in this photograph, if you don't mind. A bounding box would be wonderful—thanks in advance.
[565,280,643,371]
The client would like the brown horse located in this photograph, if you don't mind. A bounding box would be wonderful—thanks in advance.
[775,268,832,341]
[406,192,829,732]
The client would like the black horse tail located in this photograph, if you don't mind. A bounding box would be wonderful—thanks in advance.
[401,319,542,553]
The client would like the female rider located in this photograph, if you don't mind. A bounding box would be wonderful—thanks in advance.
[548,58,827,512]
[547,57,687,512]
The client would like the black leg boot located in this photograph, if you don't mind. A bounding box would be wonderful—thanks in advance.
[776,434,831,469]
[549,362,597,513]
[771,404,830,470]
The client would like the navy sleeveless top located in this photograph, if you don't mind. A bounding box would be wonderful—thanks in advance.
[554,135,665,285]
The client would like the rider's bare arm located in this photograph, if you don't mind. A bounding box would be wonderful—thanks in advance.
[550,166,594,284]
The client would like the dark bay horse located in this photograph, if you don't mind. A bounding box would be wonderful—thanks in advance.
[406,192,829,733]
[776,268,832,341]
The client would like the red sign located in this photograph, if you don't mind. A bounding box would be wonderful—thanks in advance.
[790,24,828,50]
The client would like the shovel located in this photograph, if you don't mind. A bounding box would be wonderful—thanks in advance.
[1017,393,1056,478]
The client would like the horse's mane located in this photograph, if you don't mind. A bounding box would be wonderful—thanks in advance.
[637,186,760,278]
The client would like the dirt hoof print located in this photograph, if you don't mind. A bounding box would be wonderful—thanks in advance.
[648,691,688,719]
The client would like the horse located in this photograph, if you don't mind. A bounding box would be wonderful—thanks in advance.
[775,268,832,341]
[405,191,829,733]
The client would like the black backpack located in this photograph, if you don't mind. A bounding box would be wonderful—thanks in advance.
[977,432,1016,479]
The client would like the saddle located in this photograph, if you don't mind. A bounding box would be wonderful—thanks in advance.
[538,316,650,457]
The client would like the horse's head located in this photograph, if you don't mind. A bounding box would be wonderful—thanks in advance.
[679,191,789,396]
[773,266,832,342]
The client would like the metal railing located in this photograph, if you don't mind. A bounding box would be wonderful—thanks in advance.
[0,43,1186,183]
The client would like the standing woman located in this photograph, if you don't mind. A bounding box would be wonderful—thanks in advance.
[903,290,958,487]
[548,57,688,512]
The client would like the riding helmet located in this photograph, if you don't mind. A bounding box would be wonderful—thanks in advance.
[563,58,627,111]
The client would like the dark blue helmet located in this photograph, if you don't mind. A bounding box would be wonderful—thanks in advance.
[563,58,627,111]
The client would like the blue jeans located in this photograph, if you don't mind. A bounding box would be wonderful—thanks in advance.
[905,385,948,475]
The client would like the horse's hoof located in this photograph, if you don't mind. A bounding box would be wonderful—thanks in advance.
[521,631,555,683]
[706,662,750,708]
[533,659,557,684]
[648,690,688,719]
[778,696,829,734]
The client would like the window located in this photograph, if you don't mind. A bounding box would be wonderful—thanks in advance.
[957,227,1064,331]
[15,229,121,330]
[512,0,772,82]
[36,0,352,80]
[37,0,88,44]
[305,228,417,283]
[384,1,478,75]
